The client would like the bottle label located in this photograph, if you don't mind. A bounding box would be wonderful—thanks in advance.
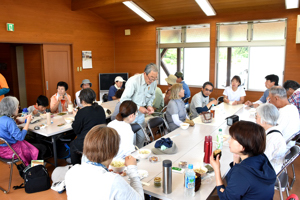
[185,176,195,188]
[217,134,223,149]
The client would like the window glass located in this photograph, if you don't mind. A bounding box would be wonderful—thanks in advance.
[186,27,210,42]
[160,29,181,43]
[253,21,285,41]
[219,24,248,42]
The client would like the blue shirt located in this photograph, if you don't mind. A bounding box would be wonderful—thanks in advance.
[180,81,191,101]
[217,154,276,200]
[0,116,27,146]
[108,85,118,101]
[259,89,269,103]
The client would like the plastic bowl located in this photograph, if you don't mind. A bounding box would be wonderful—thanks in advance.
[138,149,151,159]
[180,123,190,130]
[110,160,126,173]
[64,117,74,123]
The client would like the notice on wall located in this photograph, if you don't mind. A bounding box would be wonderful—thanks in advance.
[82,51,92,69]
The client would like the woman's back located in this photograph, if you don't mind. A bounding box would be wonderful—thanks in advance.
[166,99,186,131]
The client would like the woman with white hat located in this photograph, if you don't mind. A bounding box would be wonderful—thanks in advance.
[108,76,126,101]
[75,79,92,108]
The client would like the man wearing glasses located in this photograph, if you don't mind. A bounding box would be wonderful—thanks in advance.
[120,63,158,148]
[190,82,218,120]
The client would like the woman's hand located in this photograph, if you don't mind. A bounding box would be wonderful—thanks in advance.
[210,153,221,171]
[25,114,32,124]
[125,155,137,166]
[58,95,64,101]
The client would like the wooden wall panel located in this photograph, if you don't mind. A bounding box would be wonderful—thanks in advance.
[115,8,300,101]
[0,0,115,100]
[23,44,44,107]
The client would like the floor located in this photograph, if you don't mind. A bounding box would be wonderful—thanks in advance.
[0,152,299,200]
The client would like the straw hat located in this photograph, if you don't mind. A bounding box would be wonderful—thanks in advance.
[165,75,177,85]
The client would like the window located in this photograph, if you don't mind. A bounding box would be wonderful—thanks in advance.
[216,19,286,91]
[157,25,210,86]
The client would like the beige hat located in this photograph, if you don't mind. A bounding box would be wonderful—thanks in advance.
[165,75,177,85]
[115,76,126,82]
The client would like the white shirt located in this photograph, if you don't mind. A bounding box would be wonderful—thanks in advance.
[190,91,209,120]
[223,86,246,101]
[108,120,135,159]
[75,90,82,108]
[264,127,286,174]
[65,163,144,200]
[277,104,300,148]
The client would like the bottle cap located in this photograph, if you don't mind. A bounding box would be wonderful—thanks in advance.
[22,108,28,112]
[219,128,222,131]
[188,164,193,169]
[163,160,172,167]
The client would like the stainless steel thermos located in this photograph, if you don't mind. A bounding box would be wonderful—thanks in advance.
[163,160,172,194]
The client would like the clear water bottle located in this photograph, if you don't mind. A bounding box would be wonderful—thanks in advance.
[184,164,195,197]
[217,128,223,149]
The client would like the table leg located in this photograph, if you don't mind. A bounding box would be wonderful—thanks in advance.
[52,136,58,167]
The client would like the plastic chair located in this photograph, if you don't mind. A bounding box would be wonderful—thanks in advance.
[147,117,169,140]
[130,123,151,144]
[275,145,300,200]
[0,137,26,194]
[285,132,300,190]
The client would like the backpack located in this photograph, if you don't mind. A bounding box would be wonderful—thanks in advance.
[14,165,51,193]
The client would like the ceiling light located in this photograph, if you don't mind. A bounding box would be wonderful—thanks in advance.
[285,0,299,9]
[123,1,154,22]
[195,0,216,16]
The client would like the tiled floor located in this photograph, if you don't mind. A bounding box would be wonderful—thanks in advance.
[0,155,299,200]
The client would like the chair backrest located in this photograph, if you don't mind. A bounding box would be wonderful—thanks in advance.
[286,132,300,144]
[0,137,25,166]
[130,123,151,143]
[217,96,224,103]
[148,117,164,129]
[160,105,167,114]
[277,145,300,177]
[183,97,190,104]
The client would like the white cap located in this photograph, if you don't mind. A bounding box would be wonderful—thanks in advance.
[115,76,126,82]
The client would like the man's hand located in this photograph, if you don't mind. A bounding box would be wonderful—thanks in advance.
[125,155,137,166]
[244,100,253,106]
[139,107,149,114]
[211,99,218,105]
[147,106,154,115]
[32,109,38,115]
[232,101,238,105]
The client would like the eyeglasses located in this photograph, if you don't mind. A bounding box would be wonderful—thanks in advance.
[146,74,158,81]
[205,88,213,92]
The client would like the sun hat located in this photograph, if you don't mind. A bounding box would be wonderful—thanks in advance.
[80,79,92,88]
[115,76,126,82]
[165,75,177,85]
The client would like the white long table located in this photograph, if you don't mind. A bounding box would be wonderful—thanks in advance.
[130,103,252,199]
[18,100,119,167]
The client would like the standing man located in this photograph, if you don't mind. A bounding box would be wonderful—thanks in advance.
[108,76,126,101]
[175,72,191,101]
[283,80,300,117]
[0,73,10,102]
[120,63,158,148]
[245,74,279,108]
[75,79,92,108]
[190,82,218,119]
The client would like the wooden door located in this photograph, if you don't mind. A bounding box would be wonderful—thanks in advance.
[43,44,73,103]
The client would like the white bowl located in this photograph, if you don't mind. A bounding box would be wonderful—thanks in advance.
[138,149,151,159]
[180,123,190,130]
[16,116,26,123]
[110,160,126,173]
[64,117,74,123]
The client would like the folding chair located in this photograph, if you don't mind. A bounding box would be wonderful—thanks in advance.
[147,117,170,140]
[275,145,300,200]
[285,132,300,190]
[183,97,190,113]
[130,123,151,144]
[0,137,26,194]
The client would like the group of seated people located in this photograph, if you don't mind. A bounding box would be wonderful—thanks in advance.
[0,71,299,199]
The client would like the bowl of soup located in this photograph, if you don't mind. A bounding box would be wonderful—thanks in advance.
[138,149,151,159]
[180,123,190,130]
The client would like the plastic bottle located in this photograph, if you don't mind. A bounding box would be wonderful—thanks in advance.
[46,109,51,125]
[217,128,223,149]
[22,108,28,117]
[184,164,195,197]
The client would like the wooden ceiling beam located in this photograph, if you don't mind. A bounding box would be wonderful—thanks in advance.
[71,0,124,11]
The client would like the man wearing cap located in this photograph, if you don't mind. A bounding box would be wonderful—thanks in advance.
[175,72,191,101]
[75,79,92,108]
[108,76,126,101]
[120,63,158,148]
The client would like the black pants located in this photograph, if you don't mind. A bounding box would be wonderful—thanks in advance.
[70,139,83,165]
